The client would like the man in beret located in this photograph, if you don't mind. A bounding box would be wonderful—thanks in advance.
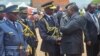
[2,5,28,56]
[38,1,63,56]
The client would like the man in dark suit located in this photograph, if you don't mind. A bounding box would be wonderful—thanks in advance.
[60,3,86,56]
[97,4,100,56]
[83,3,99,56]
[38,1,63,56]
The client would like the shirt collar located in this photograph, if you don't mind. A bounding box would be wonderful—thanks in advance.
[45,14,52,18]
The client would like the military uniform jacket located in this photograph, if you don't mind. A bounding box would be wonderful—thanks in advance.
[0,20,5,56]
[38,14,59,53]
[0,19,27,56]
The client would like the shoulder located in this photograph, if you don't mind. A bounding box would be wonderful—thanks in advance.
[0,20,5,23]
[40,15,47,22]
[72,14,81,21]
[72,14,87,24]
[0,20,11,30]
[0,19,9,25]
[83,12,90,18]
[16,21,23,27]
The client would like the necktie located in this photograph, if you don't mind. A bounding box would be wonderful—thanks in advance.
[13,22,18,32]
[13,22,16,28]
[50,16,55,25]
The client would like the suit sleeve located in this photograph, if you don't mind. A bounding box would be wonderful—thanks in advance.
[60,16,87,34]
[38,19,57,44]
[82,16,91,42]
[60,16,67,27]
[60,18,80,34]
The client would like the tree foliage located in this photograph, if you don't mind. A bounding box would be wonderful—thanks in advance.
[92,0,100,4]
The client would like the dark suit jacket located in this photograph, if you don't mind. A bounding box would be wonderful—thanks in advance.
[54,11,63,25]
[60,12,86,54]
[2,19,27,47]
[38,15,59,53]
[83,12,98,44]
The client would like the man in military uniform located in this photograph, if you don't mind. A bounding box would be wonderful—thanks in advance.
[0,4,5,56]
[18,7,38,56]
[38,1,63,56]
[1,5,28,56]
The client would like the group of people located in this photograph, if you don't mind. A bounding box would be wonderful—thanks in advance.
[38,1,100,56]
[0,3,39,56]
[0,1,100,56]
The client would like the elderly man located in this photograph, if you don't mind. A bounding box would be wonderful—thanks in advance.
[60,3,87,56]
[21,7,39,56]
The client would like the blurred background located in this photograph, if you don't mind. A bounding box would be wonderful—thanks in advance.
[0,0,100,9]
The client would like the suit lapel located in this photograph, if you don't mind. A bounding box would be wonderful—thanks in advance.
[5,19,18,32]
[87,12,95,23]
[86,12,98,31]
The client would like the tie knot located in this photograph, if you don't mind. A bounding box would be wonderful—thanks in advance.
[13,22,17,27]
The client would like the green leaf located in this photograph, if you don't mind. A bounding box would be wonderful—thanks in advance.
[92,0,100,4]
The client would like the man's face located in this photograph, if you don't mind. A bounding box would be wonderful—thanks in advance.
[66,6,73,17]
[45,8,54,15]
[6,12,18,21]
[89,4,96,13]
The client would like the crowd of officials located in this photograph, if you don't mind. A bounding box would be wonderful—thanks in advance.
[0,1,100,56]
